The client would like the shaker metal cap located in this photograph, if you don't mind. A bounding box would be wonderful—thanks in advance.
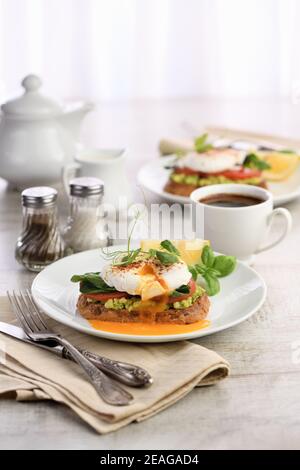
[70,177,104,197]
[22,186,58,208]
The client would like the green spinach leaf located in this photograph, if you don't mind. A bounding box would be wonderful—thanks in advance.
[71,272,116,294]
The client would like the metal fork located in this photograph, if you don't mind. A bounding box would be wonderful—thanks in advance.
[20,292,152,388]
[8,290,133,406]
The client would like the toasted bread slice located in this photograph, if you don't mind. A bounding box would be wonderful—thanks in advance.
[77,293,210,325]
[164,179,267,197]
[164,180,197,197]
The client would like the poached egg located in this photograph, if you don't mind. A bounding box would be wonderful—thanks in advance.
[176,148,246,173]
[101,258,192,301]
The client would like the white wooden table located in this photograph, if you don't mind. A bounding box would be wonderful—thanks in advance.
[1,98,300,450]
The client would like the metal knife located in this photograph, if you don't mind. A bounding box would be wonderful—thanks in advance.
[0,321,152,387]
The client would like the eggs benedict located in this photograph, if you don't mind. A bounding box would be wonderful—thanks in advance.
[164,135,269,197]
[71,243,210,324]
[71,240,237,326]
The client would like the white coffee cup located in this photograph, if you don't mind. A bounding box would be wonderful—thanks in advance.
[190,184,292,263]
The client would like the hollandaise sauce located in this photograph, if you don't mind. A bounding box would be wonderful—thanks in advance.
[88,319,210,336]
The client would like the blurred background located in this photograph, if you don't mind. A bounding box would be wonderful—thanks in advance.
[1,0,300,102]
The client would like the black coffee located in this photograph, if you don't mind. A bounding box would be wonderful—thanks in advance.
[200,193,264,208]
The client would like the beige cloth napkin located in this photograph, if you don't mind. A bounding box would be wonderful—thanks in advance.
[0,296,229,434]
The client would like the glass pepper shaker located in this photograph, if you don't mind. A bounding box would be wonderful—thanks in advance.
[15,187,65,272]
[62,177,111,253]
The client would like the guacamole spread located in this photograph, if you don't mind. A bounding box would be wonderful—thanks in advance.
[170,173,262,186]
[103,285,205,311]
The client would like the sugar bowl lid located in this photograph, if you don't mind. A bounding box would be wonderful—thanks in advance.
[1,74,62,118]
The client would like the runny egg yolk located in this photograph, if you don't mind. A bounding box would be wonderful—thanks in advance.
[138,264,169,299]
[130,263,169,322]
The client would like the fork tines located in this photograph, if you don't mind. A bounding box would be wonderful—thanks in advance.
[7,290,48,334]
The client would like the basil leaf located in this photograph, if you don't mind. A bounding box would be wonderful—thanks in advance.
[194,133,213,153]
[194,263,206,275]
[195,133,207,147]
[243,153,271,171]
[155,250,178,265]
[213,255,236,277]
[160,240,180,256]
[209,267,222,277]
[190,251,236,296]
[202,272,220,296]
[196,144,213,154]
[201,245,215,268]
[188,265,198,281]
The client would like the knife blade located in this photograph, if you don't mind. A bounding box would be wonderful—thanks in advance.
[0,321,152,387]
[0,321,69,356]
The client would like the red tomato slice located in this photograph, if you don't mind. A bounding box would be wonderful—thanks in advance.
[174,166,261,180]
[84,291,129,301]
[174,167,200,176]
[168,280,196,303]
[219,168,261,180]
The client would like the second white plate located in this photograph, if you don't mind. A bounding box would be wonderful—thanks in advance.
[138,156,300,206]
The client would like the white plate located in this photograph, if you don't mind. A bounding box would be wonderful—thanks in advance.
[31,245,267,343]
[138,156,300,206]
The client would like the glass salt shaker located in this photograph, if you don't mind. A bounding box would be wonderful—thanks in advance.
[63,177,111,253]
[15,187,65,272]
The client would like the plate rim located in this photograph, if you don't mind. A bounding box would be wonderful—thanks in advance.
[31,246,267,343]
[137,156,300,206]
